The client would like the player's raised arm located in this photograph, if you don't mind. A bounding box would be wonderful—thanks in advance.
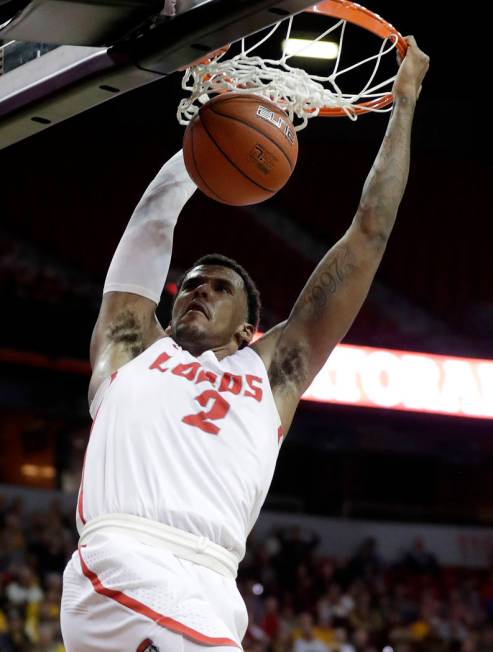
[88,151,196,404]
[253,36,430,431]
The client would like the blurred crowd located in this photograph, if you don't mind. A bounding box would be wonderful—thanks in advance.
[0,233,97,306]
[240,529,493,652]
[2,494,493,652]
[0,496,73,651]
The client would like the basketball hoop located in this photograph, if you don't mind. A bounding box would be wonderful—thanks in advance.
[177,0,407,130]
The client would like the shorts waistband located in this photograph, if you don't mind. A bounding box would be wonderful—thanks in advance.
[79,513,239,579]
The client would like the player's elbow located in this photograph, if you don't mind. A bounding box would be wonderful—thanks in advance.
[354,207,391,249]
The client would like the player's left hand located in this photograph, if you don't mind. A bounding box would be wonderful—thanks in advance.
[393,35,430,102]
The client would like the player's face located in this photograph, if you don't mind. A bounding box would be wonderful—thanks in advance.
[171,265,251,352]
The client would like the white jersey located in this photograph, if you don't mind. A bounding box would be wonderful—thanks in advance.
[77,337,283,563]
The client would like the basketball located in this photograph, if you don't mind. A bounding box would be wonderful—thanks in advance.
[182,93,298,206]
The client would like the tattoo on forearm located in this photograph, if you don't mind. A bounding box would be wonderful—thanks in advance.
[107,310,145,358]
[302,245,352,315]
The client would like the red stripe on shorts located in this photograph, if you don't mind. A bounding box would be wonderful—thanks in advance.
[78,547,241,648]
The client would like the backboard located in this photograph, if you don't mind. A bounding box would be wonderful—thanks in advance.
[0,0,319,149]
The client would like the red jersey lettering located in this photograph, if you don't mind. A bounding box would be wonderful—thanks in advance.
[172,362,201,382]
[182,390,230,435]
[149,352,171,372]
[195,369,218,386]
[244,375,263,402]
[219,373,242,395]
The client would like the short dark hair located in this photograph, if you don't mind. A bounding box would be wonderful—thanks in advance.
[176,253,261,328]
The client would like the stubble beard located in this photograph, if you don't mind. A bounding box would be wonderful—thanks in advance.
[172,320,213,356]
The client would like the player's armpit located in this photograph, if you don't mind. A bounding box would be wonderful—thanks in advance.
[88,291,165,404]
[250,321,286,368]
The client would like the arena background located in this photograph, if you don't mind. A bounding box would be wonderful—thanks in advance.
[0,1,491,650]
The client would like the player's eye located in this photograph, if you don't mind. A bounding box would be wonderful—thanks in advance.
[183,279,199,290]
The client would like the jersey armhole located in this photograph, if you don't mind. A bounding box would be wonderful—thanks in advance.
[244,346,283,431]
[87,336,172,419]
[89,376,110,420]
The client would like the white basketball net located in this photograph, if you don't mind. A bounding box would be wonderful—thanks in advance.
[177,12,399,131]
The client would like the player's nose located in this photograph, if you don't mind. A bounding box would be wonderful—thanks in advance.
[195,282,212,299]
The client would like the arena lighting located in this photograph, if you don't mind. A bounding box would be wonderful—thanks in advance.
[303,344,493,419]
[21,464,55,478]
[21,464,38,477]
[282,37,339,59]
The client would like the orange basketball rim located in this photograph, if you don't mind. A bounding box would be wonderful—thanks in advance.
[308,0,407,116]
[179,0,408,124]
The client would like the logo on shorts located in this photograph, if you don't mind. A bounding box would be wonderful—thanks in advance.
[137,639,159,652]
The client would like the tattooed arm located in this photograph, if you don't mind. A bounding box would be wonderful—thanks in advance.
[252,36,429,432]
[88,152,195,404]
[88,293,163,403]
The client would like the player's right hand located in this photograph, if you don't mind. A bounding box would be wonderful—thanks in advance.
[393,35,430,102]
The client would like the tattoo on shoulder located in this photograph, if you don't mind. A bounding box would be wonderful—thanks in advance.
[107,310,146,359]
[269,343,309,393]
[302,245,353,315]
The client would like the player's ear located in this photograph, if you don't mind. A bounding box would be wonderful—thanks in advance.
[236,323,255,348]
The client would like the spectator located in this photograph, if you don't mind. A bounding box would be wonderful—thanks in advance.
[5,566,43,606]
[331,627,356,652]
[36,620,64,652]
[2,607,32,651]
[348,538,383,581]
[351,627,376,652]
[402,538,439,575]
[478,624,493,652]
[292,613,330,652]
[1,513,27,566]
[261,596,281,641]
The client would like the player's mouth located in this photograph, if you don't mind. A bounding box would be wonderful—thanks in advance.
[185,300,210,320]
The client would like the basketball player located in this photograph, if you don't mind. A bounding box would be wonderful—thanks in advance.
[61,36,429,652]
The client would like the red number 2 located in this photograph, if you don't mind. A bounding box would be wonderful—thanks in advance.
[182,390,230,435]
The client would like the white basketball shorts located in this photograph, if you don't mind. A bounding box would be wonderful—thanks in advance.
[60,532,247,652]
